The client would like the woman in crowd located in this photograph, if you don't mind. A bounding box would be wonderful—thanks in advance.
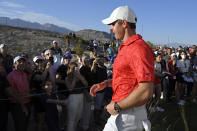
[65,62,88,131]
[176,51,191,105]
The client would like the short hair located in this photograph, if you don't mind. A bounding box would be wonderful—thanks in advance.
[117,17,137,29]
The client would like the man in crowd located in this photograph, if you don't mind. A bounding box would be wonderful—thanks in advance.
[50,40,62,64]
[90,6,154,131]
[50,40,62,56]
[91,55,107,124]
[0,43,13,73]
[7,56,31,131]
[79,53,95,131]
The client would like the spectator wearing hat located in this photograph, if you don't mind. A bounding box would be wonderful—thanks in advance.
[31,56,46,131]
[50,40,62,65]
[0,43,13,74]
[90,6,154,131]
[43,49,59,88]
[50,40,62,56]
[93,39,98,50]
[56,53,72,98]
[6,56,30,131]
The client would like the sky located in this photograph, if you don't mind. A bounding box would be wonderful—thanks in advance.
[0,0,197,45]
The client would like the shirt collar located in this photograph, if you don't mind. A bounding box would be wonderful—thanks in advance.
[120,34,142,49]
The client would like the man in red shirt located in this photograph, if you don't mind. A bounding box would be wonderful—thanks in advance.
[90,6,154,131]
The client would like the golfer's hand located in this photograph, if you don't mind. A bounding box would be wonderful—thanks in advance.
[106,101,118,115]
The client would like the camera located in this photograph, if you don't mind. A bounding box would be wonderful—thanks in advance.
[49,56,54,65]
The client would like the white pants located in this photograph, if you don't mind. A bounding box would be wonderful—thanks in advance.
[103,105,150,131]
[66,93,84,131]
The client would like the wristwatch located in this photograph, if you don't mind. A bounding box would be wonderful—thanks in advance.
[114,102,121,113]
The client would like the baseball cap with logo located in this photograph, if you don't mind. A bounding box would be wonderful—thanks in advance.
[33,56,43,63]
[13,56,25,64]
[102,6,137,25]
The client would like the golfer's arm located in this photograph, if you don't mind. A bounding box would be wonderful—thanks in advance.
[117,82,153,110]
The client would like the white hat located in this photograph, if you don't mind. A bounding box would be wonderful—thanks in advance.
[0,43,7,48]
[53,40,58,44]
[13,56,25,64]
[44,49,50,56]
[33,56,43,63]
[171,53,176,56]
[102,6,137,25]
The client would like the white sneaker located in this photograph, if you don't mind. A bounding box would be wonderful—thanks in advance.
[142,119,151,131]
[156,106,165,112]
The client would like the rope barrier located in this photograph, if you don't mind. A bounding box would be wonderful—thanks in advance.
[0,86,90,101]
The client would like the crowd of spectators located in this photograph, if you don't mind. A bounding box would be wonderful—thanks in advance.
[0,39,196,131]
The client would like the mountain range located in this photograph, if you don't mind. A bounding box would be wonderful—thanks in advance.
[0,17,111,41]
[0,17,72,34]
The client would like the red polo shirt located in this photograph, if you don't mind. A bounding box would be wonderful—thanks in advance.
[112,34,154,103]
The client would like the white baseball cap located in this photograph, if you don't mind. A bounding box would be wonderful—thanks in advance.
[171,53,176,57]
[0,43,7,48]
[53,40,58,44]
[44,49,50,56]
[33,56,43,63]
[14,56,25,64]
[102,6,137,25]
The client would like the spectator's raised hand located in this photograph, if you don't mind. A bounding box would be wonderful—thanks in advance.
[90,83,105,96]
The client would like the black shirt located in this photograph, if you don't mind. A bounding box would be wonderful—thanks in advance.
[80,65,95,88]
[56,64,69,98]
[69,80,85,94]
[94,65,107,93]
[31,69,43,94]
[0,73,9,100]
[3,54,13,74]
[50,47,62,56]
